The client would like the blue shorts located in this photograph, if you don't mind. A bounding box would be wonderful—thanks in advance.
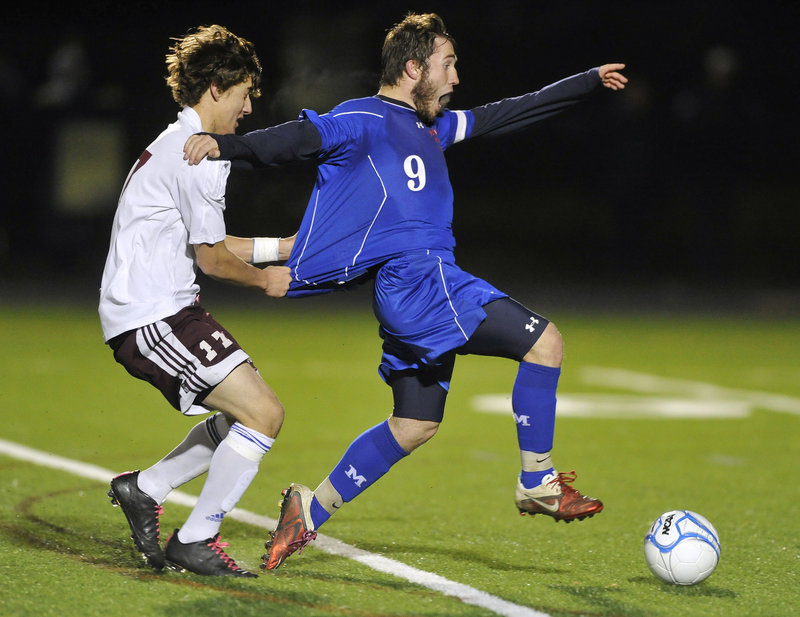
[373,250,506,388]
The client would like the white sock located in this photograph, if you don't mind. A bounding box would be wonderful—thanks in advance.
[137,413,229,504]
[178,423,274,544]
[519,450,556,489]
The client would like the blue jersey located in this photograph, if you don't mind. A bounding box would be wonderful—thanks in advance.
[286,96,470,295]
[214,69,601,297]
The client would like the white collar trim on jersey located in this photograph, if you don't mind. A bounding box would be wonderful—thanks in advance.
[178,106,203,133]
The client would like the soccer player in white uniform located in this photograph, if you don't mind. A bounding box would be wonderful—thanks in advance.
[99,25,293,577]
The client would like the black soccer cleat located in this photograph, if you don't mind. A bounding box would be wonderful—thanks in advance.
[108,470,165,570]
[164,529,258,578]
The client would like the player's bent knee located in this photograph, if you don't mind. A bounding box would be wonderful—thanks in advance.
[233,398,283,438]
[523,322,563,367]
[250,393,284,437]
[204,366,285,437]
[388,416,440,453]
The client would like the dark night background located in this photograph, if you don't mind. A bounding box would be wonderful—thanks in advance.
[3,1,799,314]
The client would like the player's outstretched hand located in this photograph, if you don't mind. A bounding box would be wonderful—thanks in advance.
[262,265,292,298]
[184,134,221,165]
[598,63,628,90]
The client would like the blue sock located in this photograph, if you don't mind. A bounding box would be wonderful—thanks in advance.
[322,420,407,517]
[310,496,331,529]
[520,467,556,489]
[513,362,560,488]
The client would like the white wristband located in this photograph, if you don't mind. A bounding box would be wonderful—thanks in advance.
[251,237,280,263]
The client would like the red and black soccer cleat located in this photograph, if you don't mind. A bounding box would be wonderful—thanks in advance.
[515,470,603,523]
[262,483,318,570]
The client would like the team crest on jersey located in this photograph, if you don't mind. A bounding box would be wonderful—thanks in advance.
[428,128,441,146]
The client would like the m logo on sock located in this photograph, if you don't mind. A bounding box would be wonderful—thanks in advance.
[345,465,367,487]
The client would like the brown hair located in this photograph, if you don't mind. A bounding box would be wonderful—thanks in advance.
[165,24,261,107]
[380,13,454,87]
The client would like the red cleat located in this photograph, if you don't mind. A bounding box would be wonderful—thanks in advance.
[262,484,318,570]
[515,471,603,523]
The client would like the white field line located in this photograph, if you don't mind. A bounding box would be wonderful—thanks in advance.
[472,394,750,418]
[0,437,550,617]
[580,366,800,416]
[473,367,800,419]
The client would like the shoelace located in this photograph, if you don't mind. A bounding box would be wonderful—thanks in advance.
[208,536,245,571]
[153,505,164,540]
[548,470,579,495]
[287,530,318,556]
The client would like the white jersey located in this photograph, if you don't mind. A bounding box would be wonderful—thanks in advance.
[99,107,231,341]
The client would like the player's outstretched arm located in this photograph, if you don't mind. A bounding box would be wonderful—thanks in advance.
[469,64,627,139]
[598,63,628,90]
[194,241,291,297]
[184,134,221,165]
[185,121,322,168]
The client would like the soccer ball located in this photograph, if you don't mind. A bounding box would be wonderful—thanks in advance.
[643,510,720,585]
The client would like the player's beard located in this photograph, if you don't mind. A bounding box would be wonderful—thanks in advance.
[412,74,446,125]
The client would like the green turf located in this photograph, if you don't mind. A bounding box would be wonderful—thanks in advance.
[1,300,798,616]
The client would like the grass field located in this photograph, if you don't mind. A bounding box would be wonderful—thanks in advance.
[1,290,799,617]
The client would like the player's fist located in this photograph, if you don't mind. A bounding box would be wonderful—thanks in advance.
[262,265,292,298]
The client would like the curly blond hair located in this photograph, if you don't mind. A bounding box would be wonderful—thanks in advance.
[165,24,261,107]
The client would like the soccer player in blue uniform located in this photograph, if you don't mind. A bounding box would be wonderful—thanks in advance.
[184,12,628,570]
